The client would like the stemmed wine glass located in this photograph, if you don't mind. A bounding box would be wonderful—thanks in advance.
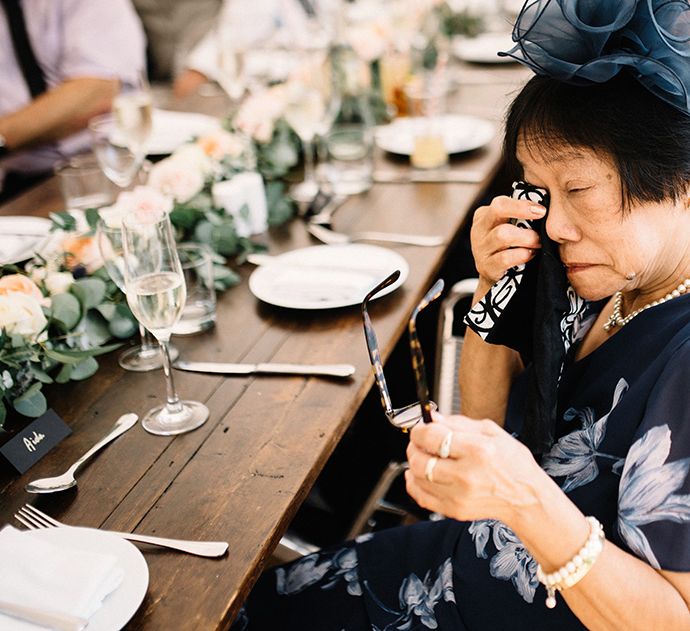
[121,209,209,435]
[89,72,153,188]
[97,219,178,371]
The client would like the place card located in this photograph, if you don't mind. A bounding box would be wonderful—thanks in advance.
[0,409,71,474]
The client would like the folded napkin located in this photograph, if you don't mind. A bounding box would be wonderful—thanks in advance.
[0,525,124,622]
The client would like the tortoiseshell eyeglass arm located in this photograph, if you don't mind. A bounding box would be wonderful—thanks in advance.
[361,270,402,419]
[409,278,445,424]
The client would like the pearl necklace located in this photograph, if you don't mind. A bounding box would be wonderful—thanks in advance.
[603,278,690,331]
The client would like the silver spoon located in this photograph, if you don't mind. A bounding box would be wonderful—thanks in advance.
[25,413,138,493]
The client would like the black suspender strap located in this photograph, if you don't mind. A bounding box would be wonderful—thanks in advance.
[1,0,48,98]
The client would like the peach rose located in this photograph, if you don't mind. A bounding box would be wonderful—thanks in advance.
[62,234,103,273]
[196,129,246,161]
[0,274,43,302]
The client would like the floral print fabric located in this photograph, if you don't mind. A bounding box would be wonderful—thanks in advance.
[235,295,690,630]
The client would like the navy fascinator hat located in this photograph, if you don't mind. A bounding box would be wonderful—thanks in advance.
[501,0,690,115]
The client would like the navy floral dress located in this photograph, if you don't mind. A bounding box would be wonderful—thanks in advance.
[233,294,690,630]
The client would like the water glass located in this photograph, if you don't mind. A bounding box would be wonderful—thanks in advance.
[55,156,116,210]
[323,124,374,195]
[172,243,216,335]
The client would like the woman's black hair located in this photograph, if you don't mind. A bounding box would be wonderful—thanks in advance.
[504,73,690,211]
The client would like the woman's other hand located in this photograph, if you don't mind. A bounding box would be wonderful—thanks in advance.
[470,195,545,291]
[405,413,543,526]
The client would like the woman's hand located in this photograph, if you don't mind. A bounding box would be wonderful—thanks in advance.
[470,195,545,288]
[405,413,544,526]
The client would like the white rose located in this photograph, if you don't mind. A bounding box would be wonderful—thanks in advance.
[99,202,129,229]
[169,144,215,176]
[44,272,74,296]
[148,158,205,203]
[114,186,174,219]
[234,86,287,143]
[0,293,48,340]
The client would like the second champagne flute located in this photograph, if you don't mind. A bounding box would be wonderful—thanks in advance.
[97,219,178,371]
[122,209,209,435]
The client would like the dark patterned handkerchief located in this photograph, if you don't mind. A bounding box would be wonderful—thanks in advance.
[464,181,586,452]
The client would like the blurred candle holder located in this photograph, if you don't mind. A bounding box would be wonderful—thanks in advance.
[404,75,448,170]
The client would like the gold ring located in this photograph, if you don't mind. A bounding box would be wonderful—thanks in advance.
[439,431,453,459]
[425,456,438,483]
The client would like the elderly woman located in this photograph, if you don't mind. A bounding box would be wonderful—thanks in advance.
[233,2,690,629]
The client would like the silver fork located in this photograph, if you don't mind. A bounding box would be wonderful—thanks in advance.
[15,504,228,557]
[307,222,444,247]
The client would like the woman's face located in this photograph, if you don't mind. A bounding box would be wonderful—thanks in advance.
[516,140,690,301]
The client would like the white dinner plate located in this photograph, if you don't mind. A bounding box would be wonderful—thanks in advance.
[375,115,495,156]
[147,109,221,155]
[0,527,149,631]
[452,32,517,64]
[0,216,52,265]
[249,244,409,309]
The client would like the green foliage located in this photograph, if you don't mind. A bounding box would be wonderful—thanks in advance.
[436,3,485,38]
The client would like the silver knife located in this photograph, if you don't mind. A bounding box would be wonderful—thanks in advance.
[373,169,485,184]
[174,360,355,378]
[0,600,87,631]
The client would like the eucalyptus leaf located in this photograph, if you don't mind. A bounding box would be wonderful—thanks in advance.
[170,205,199,230]
[51,292,81,330]
[55,362,73,383]
[84,208,101,231]
[13,383,47,418]
[44,343,121,364]
[70,357,99,380]
[49,211,77,232]
[71,278,107,310]
[96,303,117,321]
[84,311,111,347]
[30,365,53,384]
[108,304,137,339]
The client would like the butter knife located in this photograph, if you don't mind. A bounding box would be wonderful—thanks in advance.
[0,600,87,631]
[174,360,355,378]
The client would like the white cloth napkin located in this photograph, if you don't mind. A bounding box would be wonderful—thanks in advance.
[0,525,124,623]
[212,172,268,237]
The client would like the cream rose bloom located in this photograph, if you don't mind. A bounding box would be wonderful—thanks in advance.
[169,144,215,176]
[0,293,48,339]
[44,272,74,296]
[148,158,205,203]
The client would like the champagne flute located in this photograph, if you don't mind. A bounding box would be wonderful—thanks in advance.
[89,72,153,188]
[284,82,327,203]
[121,210,209,435]
[97,220,178,372]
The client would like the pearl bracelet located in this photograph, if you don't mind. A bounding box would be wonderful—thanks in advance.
[536,516,605,609]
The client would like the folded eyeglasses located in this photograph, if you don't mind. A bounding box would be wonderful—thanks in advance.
[361,270,444,430]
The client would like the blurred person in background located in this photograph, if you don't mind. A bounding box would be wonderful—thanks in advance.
[0,0,146,202]
[173,0,335,98]
[132,0,222,82]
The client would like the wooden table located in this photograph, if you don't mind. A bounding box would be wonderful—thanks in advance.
[0,64,529,629]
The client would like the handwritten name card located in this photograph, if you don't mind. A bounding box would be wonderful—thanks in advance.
[0,409,71,474]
